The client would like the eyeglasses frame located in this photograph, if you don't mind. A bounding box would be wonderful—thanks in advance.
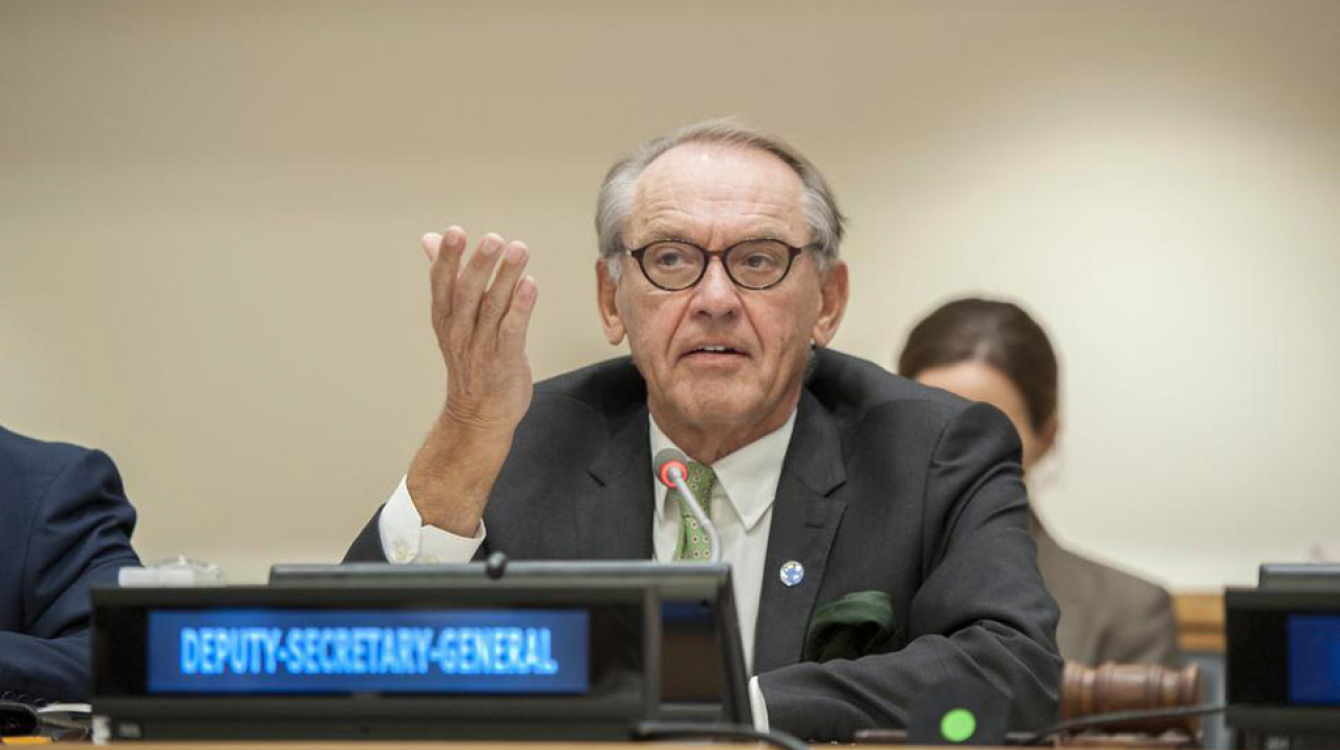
[623,237,814,292]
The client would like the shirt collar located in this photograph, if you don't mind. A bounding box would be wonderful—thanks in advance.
[648,410,797,533]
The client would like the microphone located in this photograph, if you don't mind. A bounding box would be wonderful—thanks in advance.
[652,448,721,564]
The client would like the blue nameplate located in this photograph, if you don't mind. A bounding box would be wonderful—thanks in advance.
[146,608,589,695]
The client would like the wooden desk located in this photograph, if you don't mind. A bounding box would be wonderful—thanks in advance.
[61,745,986,750]
[1172,591,1224,653]
[100,745,753,750]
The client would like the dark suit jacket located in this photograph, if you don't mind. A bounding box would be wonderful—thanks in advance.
[346,349,1062,740]
[0,427,140,703]
[1035,524,1182,667]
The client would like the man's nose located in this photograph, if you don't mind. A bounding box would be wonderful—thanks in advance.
[688,256,742,318]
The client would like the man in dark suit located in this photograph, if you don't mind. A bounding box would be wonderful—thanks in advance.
[0,427,140,703]
[346,120,1061,740]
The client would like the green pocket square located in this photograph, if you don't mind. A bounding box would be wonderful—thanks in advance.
[803,590,897,663]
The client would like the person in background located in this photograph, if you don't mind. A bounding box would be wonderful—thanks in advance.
[0,426,140,703]
[898,297,1182,668]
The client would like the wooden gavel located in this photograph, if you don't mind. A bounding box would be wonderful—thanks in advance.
[1061,661,1203,736]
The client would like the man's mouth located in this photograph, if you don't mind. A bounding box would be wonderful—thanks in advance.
[682,344,748,360]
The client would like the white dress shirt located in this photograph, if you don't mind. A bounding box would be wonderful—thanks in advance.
[377,409,797,731]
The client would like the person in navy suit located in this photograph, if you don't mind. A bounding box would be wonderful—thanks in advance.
[0,426,140,704]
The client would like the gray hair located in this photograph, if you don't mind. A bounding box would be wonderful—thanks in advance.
[595,118,846,279]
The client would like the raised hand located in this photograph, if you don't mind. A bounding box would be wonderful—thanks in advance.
[424,227,537,433]
[407,227,539,535]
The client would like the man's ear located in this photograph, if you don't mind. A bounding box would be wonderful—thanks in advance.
[811,259,849,347]
[595,258,626,345]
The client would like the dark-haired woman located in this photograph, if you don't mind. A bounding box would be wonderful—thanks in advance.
[898,297,1181,667]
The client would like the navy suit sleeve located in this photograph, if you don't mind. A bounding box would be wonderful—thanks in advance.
[758,403,1062,739]
[0,448,139,703]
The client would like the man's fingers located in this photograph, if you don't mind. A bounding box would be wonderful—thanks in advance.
[423,226,467,264]
[422,232,441,263]
[449,232,505,334]
[428,227,468,316]
[434,227,468,274]
[498,275,538,353]
[478,241,531,331]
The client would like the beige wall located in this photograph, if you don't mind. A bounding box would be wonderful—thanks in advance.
[3,0,1338,587]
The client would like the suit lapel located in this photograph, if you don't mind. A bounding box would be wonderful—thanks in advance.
[753,390,848,673]
[581,406,655,559]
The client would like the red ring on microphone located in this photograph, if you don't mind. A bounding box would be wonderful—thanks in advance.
[659,460,688,488]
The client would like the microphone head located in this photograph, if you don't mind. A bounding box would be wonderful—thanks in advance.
[652,448,690,488]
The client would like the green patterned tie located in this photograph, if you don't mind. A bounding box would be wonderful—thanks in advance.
[671,461,716,561]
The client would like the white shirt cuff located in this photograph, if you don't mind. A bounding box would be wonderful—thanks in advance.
[378,475,485,564]
[748,675,769,732]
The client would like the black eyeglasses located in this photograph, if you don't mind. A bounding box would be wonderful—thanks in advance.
[624,238,812,291]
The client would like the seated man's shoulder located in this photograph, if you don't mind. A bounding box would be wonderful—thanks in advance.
[496,358,647,500]
[809,348,977,427]
[509,358,648,455]
[0,427,135,552]
[531,356,647,418]
[0,426,107,498]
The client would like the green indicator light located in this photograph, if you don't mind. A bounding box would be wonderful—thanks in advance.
[941,707,977,743]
